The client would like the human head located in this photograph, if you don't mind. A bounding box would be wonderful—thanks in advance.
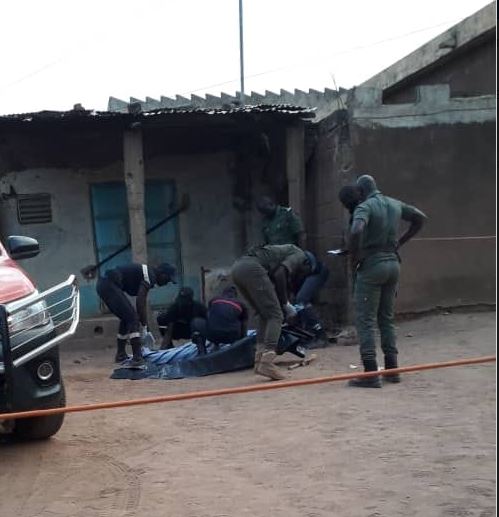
[154,262,177,286]
[338,185,362,214]
[256,196,277,217]
[356,174,378,201]
[176,287,194,307]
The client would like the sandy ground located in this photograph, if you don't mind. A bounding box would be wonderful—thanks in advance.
[0,310,496,517]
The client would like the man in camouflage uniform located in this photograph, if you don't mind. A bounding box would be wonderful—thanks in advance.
[231,244,312,381]
[343,175,427,388]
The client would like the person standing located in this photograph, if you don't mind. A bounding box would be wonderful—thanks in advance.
[97,262,176,367]
[343,175,427,388]
[231,244,312,381]
[257,196,305,247]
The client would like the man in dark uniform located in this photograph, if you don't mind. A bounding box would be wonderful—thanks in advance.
[289,250,329,341]
[344,175,427,387]
[231,244,312,381]
[157,287,207,349]
[257,196,305,247]
[97,262,176,367]
[191,286,248,348]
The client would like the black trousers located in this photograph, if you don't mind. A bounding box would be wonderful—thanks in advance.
[97,277,140,339]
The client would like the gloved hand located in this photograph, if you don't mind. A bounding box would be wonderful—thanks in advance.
[283,302,298,322]
[143,331,156,349]
[139,325,148,340]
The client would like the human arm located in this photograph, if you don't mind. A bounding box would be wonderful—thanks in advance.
[348,218,366,270]
[136,283,150,327]
[398,205,427,248]
[160,324,175,349]
[272,265,289,307]
[288,209,306,248]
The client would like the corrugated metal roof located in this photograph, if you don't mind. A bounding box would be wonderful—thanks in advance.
[0,104,315,124]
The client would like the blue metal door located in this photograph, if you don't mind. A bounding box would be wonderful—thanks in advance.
[90,181,181,310]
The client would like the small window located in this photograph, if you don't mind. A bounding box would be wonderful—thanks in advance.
[17,194,52,225]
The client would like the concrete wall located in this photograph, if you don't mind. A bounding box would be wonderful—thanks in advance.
[384,34,496,103]
[348,86,496,312]
[0,151,255,317]
[305,110,354,328]
[362,2,496,96]
[0,167,100,314]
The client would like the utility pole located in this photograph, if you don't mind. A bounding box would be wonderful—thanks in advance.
[239,0,245,106]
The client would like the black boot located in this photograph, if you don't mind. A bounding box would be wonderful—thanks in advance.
[128,337,145,368]
[114,338,129,363]
[348,359,382,388]
[384,355,401,383]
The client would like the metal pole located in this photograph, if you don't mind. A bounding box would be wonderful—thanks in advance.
[238,0,245,106]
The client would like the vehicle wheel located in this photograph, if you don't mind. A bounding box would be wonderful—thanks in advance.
[13,383,66,441]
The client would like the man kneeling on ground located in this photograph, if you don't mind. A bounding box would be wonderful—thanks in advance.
[191,286,249,350]
[157,287,207,349]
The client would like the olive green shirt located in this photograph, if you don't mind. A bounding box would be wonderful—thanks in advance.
[262,206,304,245]
[247,244,308,276]
[353,191,423,264]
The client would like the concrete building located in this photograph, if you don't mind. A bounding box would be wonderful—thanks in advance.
[0,106,314,320]
[307,1,496,317]
[0,1,495,334]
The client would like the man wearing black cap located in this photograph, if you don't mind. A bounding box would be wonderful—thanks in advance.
[157,287,207,349]
[97,262,177,367]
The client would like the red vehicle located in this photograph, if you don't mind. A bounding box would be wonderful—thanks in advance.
[0,236,79,440]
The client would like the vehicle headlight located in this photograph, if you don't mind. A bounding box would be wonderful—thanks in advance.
[8,300,51,334]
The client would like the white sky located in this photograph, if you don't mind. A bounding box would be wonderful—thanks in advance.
[0,0,493,115]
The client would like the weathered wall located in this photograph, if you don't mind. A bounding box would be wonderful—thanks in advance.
[0,122,291,318]
[384,33,496,103]
[0,167,100,314]
[0,152,252,317]
[348,86,496,312]
[305,110,354,328]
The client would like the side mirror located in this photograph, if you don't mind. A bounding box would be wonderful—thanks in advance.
[7,236,40,260]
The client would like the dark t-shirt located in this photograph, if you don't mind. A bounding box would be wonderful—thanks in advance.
[163,299,207,325]
[208,296,248,334]
[105,263,156,296]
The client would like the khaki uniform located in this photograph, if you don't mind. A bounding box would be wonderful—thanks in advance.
[352,191,423,363]
[232,245,307,354]
[262,206,304,245]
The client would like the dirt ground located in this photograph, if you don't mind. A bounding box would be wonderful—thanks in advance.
[0,310,496,517]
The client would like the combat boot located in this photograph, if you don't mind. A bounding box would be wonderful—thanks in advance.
[114,338,129,363]
[254,346,264,373]
[128,337,146,368]
[384,355,401,383]
[255,350,286,381]
[348,359,382,388]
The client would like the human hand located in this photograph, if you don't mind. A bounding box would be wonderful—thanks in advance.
[283,302,298,322]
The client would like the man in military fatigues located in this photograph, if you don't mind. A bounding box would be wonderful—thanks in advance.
[231,244,312,381]
[257,196,305,247]
[341,175,427,388]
